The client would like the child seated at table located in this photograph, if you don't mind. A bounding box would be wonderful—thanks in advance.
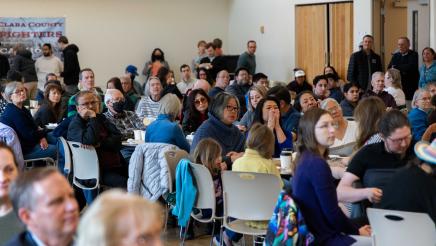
[232,123,283,187]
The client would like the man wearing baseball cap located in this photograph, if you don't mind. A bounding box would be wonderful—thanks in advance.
[380,139,436,224]
[124,65,143,95]
[287,68,312,95]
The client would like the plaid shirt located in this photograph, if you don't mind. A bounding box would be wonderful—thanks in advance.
[103,110,145,140]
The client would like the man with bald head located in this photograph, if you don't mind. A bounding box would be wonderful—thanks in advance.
[209,70,230,98]
[5,167,79,246]
[388,37,419,100]
[103,89,145,162]
[192,79,211,94]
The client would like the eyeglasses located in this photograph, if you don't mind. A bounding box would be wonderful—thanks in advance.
[13,89,26,95]
[387,134,412,144]
[78,101,99,107]
[194,97,207,106]
[225,105,239,112]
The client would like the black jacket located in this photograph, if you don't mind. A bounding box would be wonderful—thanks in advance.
[4,230,74,246]
[0,53,10,79]
[347,49,382,91]
[10,50,37,82]
[388,50,419,100]
[61,44,80,85]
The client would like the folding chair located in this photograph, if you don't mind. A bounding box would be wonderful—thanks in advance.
[221,171,282,245]
[367,208,436,246]
[181,163,223,246]
[58,137,72,176]
[67,141,99,190]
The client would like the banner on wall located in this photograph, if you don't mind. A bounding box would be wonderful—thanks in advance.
[0,17,65,59]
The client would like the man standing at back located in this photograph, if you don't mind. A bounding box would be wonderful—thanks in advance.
[35,43,63,98]
[5,167,79,246]
[237,40,257,75]
[347,35,382,91]
[58,36,80,96]
[388,37,419,101]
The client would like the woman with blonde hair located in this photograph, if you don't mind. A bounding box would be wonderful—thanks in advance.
[77,190,163,246]
[238,85,267,130]
[384,68,406,109]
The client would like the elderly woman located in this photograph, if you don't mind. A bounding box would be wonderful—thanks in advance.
[0,143,23,243]
[106,77,135,111]
[320,98,357,156]
[77,190,163,246]
[239,85,267,130]
[34,83,65,128]
[419,47,436,88]
[384,68,406,109]
[145,93,190,152]
[191,92,245,168]
[252,97,293,158]
[0,82,57,160]
[136,76,163,120]
[408,89,432,142]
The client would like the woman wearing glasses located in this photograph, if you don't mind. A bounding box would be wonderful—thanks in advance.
[408,89,432,142]
[292,108,372,246]
[0,82,56,161]
[191,92,245,169]
[182,89,210,135]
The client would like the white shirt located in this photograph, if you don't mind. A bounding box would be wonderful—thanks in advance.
[330,120,357,156]
[176,77,196,94]
[384,86,406,106]
[35,55,63,90]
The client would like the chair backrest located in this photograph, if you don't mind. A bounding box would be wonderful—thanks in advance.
[329,141,356,157]
[362,168,398,190]
[190,163,216,211]
[0,123,25,171]
[222,171,281,221]
[367,208,436,246]
[58,137,72,175]
[164,149,189,192]
[67,141,99,190]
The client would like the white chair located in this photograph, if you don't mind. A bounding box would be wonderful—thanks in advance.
[367,208,436,246]
[164,149,189,192]
[181,163,223,245]
[67,141,99,190]
[58,137,72,175]
[220,171,282,245]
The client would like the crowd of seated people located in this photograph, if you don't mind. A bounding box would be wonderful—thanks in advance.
[0,34,435,246]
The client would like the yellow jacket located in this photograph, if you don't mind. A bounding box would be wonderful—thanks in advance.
[232,148,284,187]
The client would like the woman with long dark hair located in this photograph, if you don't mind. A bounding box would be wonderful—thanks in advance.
[182,89,209,135]
[252,97,292,157]
[292,108,371,245]
[34,82,65,128]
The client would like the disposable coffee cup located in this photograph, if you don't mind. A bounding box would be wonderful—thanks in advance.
[280,150,293,170]
[133,130,142,140]
[29,100,38,108]
[140,130,145,141]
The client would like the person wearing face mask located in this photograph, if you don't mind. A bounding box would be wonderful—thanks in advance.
[103,89,145,163]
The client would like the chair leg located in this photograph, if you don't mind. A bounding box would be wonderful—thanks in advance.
[181,217,191,245]
[209,220,216,246]
[219,225,224,246]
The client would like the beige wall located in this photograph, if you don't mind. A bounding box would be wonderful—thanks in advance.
[0,0,229,87]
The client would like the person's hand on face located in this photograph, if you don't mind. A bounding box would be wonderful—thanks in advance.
[267,109,276,130]
[273,109,281,129]
[78,108,96,119]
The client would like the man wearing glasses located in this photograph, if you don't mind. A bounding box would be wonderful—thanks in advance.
[337,110,414,206]
[67,90,127,204]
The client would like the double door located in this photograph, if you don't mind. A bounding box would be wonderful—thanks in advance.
[295,2,353,83]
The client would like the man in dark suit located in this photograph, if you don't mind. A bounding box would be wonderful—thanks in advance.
[388,37,419,100]
[347,35,383,91]
[4,167,79,246]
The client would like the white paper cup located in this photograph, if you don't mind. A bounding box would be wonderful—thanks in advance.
[140,130,145,141]
[280,151,292,170]
[133,130,142,140]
